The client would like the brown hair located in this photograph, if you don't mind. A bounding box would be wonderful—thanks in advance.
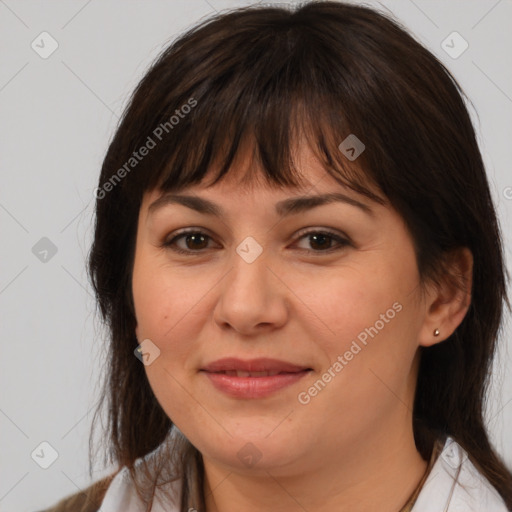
[87,2,512,510]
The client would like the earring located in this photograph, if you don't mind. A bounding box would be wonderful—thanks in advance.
[433,328,440,337]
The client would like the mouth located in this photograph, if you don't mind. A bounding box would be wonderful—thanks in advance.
[200,358,313,399]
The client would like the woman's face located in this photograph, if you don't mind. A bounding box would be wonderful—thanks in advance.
[132,144,430,475]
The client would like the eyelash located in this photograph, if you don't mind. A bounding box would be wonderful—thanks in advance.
[162,228,351,256]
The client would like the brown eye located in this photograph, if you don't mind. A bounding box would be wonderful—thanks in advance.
[294,230,351,253]
[308,233,334,251]
[181,233,209,250]
[163,228,351,256]
[163,230,214,254]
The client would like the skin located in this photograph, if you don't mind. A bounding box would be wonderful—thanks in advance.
[132,143,473,512]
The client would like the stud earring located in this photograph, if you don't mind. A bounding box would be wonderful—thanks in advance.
[433,328,440,337]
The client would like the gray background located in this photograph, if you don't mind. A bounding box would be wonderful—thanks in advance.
[1,1,511,511]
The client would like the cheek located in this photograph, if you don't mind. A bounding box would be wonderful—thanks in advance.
[292,246,422,408]
[293,253,418,356]
[131,252,210,425]
[133,261,200,352]
[132,264,170,342]
[132,246,228,375]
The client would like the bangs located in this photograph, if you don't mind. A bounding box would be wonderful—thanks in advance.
[120,7,387,206]
[155,92,383,205]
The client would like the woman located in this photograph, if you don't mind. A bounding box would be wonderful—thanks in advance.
[43,1,512,511]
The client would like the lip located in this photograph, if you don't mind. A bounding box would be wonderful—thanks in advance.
[201,357,310,373]
[200,358,312,399]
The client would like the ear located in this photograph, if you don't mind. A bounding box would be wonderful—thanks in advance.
[418,247,473,347]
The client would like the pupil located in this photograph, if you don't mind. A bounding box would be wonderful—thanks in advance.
[310,233,330,250]
[187,234,207,249]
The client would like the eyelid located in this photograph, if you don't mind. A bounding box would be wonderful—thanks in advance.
[292,226,350,243]
[163,227,214,242]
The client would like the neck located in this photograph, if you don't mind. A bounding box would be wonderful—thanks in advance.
[202,418,427,512]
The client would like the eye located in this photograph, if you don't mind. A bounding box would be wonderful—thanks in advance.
[163,229,217,254]
[293,229,351,254]
[162,228,351,255]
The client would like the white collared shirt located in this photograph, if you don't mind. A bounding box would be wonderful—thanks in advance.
[100,436,509,512]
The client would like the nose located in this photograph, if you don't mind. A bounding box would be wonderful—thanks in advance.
[213,247,289,336]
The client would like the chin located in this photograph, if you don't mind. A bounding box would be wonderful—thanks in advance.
[197,430,305,473]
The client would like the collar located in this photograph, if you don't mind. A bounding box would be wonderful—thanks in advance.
[100,435,508,512]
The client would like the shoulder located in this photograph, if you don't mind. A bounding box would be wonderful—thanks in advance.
[37,472,119,512]
[99,464,182,512]
[100,430,184,512]
[412,437,509,512]
[42,428,185,512]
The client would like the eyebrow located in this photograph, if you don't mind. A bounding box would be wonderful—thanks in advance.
[148,192,375,218]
